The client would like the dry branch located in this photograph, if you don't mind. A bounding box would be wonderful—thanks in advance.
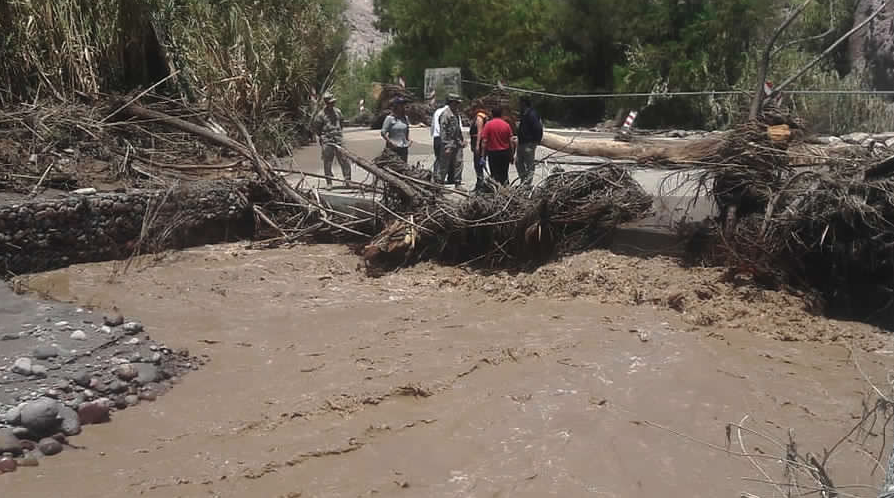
[771,1,889,96]
[337,145,424,202]
[749,0,815,120]
[119,103,252,158]
[360,151,653,271]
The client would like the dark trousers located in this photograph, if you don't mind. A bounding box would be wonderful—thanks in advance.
[432,137,442,177]
[394,146,408,162]
[470,135,484,184]
[487,149,513,185]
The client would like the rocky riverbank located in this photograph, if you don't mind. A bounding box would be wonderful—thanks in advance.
[0,284,205,474]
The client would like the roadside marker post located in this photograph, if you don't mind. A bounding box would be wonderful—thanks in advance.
[616,110,638,142]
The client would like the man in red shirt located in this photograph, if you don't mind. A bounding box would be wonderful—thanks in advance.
[478,107,515,185]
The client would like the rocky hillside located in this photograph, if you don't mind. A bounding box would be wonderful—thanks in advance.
[848,0,894,90]
[344,0,389,58]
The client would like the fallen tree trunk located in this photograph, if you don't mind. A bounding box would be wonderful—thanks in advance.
[540,131,727,167]
[119,104,251,157]
[541,123,798,168]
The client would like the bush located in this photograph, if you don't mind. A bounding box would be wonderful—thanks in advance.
[332,53,391,121]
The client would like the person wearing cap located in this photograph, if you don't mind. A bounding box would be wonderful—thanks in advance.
[437,93,465,186]
[312,92,352,187]
[515,95,543,186]
[381,96,412,162]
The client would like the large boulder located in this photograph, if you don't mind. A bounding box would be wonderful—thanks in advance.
[19,398,61,435]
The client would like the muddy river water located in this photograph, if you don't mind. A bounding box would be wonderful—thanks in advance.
[2,243,891,497]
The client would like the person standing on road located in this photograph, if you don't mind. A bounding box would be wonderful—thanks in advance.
[430,101,449,177]
[516,96,543,186]
[312,92,352,188]
[479,107,515,186]
[438,93,465,187]
[470,106,489,191]
[381,97,412,162]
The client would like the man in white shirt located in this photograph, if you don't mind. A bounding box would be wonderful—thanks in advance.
[430,103,448,180]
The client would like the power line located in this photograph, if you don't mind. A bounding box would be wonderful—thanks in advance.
[462,79,894,98]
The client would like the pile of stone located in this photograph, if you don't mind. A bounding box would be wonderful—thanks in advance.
[0,311,204,474]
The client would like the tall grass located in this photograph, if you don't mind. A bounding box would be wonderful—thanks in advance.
[0,0,119,101]
[0,0,347,149]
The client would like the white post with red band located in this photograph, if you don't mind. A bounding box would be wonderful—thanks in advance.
[623,110,638,130]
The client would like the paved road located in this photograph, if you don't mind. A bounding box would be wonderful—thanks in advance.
[283,127,715,234]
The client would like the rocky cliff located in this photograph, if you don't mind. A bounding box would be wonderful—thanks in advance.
[345,0,389,58]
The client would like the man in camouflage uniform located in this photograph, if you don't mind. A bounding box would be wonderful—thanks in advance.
[437,93,464,187]
[312,92,352,187]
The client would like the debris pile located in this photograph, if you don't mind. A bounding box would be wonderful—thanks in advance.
[0,95,249,194]
[360,152,653,271]
[678,113,894,323]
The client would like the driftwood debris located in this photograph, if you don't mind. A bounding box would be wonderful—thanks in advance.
[541,131,726,166]
[101,96,894,322]
[359,150,653,271]
[120,103,309,209]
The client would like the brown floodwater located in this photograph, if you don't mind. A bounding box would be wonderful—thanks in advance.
[3,243,891,498]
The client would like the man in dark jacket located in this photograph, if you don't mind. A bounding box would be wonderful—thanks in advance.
[515,96,543,186]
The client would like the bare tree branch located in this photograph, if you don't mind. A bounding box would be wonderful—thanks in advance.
[772,0,836,56]
[771,0,889,96]
[749,0,815,120]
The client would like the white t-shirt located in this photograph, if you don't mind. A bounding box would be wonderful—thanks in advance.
[431,106,448,138]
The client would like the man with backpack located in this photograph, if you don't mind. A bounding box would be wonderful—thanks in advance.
[516,96,543,187]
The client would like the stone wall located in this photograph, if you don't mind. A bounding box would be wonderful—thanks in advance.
[0,181,254,276]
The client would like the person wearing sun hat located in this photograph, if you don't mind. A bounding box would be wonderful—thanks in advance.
[312,92,352,187]
[381,96,412,162]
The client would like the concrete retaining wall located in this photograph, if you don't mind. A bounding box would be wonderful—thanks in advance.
[0,181,254,276]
